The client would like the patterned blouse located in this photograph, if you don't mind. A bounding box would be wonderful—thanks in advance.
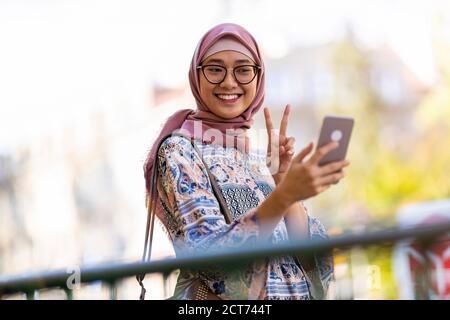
[156,135,333,300]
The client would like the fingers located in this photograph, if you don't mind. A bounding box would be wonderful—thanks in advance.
[280,104,291,137]
[264,107,274,135]
[265,105,292,138]
[293,142,313,163]
[316,184,331,194]
[265,105,293,156]
[315,170,346,187]
[282,137,295,156]
[307,141,339,165]
[318,159,350,176]
[264,107,274,153]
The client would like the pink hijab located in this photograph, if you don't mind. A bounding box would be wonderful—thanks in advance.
[144,23,265,196]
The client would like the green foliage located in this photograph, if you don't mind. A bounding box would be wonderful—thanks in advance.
[365,246,398,300]
[319,33,450,225]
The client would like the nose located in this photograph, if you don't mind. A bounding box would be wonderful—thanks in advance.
[220,70,238,89]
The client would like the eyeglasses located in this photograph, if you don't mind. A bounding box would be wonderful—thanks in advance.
[197,64,261,85]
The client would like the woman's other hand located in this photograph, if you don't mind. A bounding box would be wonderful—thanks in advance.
[264,105,295,185]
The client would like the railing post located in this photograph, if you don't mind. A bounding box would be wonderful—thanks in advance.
[107,281,118,300]
[162,272,171,299]
[419,238,434,300]
[64,287,74,300]
[25,291,35,300]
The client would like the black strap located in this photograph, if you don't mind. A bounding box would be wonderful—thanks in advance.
[137,152,158,300]
[137,133,233,299]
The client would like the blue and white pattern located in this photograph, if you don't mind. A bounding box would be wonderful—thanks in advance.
[156,135,333,300]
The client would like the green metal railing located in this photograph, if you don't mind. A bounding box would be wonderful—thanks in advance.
[1,222,450,300]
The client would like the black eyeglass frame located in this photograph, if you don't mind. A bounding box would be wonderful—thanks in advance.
[196,64,261,85]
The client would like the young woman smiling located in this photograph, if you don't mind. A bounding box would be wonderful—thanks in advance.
[140,23,349,300]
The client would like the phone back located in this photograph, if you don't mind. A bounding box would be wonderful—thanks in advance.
[317,116,354,166]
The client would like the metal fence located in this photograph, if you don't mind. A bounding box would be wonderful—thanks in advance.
[1,222,450,300]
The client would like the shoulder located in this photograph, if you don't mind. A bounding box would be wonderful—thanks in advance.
[157,135,211,187]
[158,134,192,155]
[157,134,203,167]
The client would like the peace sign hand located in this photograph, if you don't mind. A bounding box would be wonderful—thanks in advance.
[264,105,296,185]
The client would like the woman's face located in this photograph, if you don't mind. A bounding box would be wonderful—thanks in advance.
[199,50,258,119]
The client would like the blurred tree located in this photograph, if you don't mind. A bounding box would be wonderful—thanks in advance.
[315,22,450,226]
[325,19,450,299]
[312,29,386,227]
[411,14,450,201]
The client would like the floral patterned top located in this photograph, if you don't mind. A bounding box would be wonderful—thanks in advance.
[156,135,333,300]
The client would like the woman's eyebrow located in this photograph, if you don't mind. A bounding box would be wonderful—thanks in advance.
[203,58,253,65]
[204,58,225,64]
[234,59,252,64]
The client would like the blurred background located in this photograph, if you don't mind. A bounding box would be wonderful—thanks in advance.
[1,0,449,299]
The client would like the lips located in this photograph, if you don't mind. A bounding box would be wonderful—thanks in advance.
[215,93,243,103]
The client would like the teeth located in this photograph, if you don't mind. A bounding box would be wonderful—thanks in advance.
[217,94,240,100]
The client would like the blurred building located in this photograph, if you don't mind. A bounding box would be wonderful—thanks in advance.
[151,40,430,158]
[265,41,429,143]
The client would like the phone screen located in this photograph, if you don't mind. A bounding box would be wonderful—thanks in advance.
[317,116,354,167]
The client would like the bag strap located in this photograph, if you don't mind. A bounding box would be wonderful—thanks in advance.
[136,154,158,300]
[137,133,233,299]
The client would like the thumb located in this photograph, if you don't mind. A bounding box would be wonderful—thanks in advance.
[293,142,313,163]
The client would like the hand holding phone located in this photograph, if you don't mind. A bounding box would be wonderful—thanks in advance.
[275,116,353,202]
[316,116,354,167]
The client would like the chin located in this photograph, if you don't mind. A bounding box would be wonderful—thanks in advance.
[219,111,243,119]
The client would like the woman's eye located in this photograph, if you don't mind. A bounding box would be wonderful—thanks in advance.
[236,67,252,74]
[206,67,224,73]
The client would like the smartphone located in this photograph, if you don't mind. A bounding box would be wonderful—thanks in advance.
[316,115,354,167]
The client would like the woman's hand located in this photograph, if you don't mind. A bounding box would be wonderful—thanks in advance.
[264,105,296,185]
[275,142,350,205]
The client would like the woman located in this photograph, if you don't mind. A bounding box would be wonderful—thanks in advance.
[141,23,349,300]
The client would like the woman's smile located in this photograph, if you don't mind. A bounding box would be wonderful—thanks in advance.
[214,93,243,104]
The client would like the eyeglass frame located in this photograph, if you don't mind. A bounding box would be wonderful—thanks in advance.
[196,64,261,85]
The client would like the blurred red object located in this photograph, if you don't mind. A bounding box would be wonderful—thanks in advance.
[393,201,450,300]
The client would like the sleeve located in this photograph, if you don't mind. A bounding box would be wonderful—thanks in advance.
[295,202,334,300]
[156,136,265,299]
